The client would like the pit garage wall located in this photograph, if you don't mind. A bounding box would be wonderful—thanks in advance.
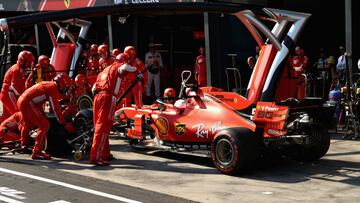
[207,0,359,90]
[0,0,358,89]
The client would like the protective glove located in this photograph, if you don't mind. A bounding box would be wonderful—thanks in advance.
[65,123,76,134]
[64,114,73,123]
[137,73,144,80]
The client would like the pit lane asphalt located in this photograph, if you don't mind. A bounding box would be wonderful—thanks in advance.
[0,132,359,203]
[0,160,192,203]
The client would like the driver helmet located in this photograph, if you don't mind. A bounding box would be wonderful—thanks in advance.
[163,88,176,98]
[174,99,186,109]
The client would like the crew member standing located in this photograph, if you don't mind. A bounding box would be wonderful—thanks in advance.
[336,46,346,85]
[98,44,115,72]
[25,55,56,88]
[145,43,163,99]
[194,47,207,87]
[0,51,34,123]
[289,46,309,99]
[111,48,121,58]
[17,74,76,159]
[91,58,137,165]
[121,46,147,108]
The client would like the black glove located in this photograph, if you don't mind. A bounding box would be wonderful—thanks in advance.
[137,73,144,80]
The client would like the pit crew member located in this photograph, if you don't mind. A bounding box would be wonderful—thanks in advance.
[91,58,137,165]
[17,74,76,159]
[0,51,34,123]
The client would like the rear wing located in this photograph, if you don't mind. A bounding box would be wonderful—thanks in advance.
[233,9,311,103]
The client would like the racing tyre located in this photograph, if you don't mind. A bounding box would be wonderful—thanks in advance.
[46,116,74,156]
[77,94,93,110]
[211,128,261,175]
[286,123,330,162]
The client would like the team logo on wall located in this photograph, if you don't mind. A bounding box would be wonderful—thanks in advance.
[155,117,169,136]
[175,123,186,136]
[64,0,70,8]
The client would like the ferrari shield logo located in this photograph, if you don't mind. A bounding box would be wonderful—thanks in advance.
[64,0,70,8]
[175,123,186,136]
[155,117,169,136]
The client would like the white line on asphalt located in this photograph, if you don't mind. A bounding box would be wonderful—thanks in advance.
[0,167,142,203]
[0,195,23,203]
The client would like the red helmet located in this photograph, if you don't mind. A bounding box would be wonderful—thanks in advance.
[115,53,128,63]
[97,44,109,58]
[17,50,35,67]
[112,48,121,57]
[75,74,87,88]
[90,44,98,55]
[38,55,50,67]
[87,58,99,69]
[53,74,74,94]
[124,46,136,60]
[164,88,177,98]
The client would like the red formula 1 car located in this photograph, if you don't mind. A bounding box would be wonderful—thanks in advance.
[112,8,334,175]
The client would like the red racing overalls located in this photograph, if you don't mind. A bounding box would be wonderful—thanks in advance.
[194,55,207,87]
[120,58,147,108]
[0,64,27,123]
[17,82,69,153]
[91,61,136,164]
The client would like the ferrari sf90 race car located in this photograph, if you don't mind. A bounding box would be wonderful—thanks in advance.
[115,70,332,175]
[110,6,333,175]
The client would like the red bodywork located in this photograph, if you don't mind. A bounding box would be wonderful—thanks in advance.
[118,90,256,144]
[52,44,76,73]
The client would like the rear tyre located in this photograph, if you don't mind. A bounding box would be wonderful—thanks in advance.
[212,129,260,175]
[287,123,330,162]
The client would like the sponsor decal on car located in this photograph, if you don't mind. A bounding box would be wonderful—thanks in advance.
[192,121,226,139]
[154,116,169,136]
[64,0,70,8]
[175,123,186,136]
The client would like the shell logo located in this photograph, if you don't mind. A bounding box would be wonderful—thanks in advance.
[64,0,70,8]
[155,117,169,136]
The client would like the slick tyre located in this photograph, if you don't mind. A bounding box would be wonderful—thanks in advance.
[46,116,74,156]
[211,128,260,175]
[77,94,93,110]
[287,124,330,162]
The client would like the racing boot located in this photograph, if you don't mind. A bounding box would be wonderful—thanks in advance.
[32,151,51,160]
[18,145,33,154]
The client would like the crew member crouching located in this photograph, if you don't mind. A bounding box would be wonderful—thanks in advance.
[17,74,76,160]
